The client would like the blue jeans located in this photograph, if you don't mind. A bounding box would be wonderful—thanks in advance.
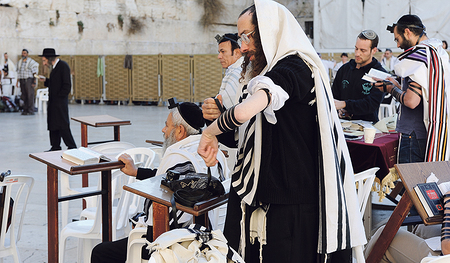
[398,131,427,164]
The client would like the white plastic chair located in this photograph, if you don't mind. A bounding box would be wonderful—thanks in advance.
[59,178,135,263]
[354,167,379,215]
[38,89,49,113]
[353,167,379,263]
[34,88,48,109]
[378,94,396,120]
[60,142,136,228]
[79,148,156,221]
[0,175,34,263]
[125,227,149,263]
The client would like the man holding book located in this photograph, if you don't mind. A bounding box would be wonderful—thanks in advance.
[332,30,386,123]
[373,14,450,163]
[91,98,229,263]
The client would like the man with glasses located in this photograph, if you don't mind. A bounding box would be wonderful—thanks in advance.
[332,30,386,123]
[198,0,365,262]
[372,14,450,163]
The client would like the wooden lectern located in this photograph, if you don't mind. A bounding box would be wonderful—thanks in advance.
[366,161,450,263]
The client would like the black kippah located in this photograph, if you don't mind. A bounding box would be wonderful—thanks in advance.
[177,102,205,131]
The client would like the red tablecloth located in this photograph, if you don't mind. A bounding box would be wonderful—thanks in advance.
[346,133,400,181]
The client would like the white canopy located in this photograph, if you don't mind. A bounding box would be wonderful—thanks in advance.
[314,0,450,53]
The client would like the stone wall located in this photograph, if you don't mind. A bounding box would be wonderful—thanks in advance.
[0,0,313,59]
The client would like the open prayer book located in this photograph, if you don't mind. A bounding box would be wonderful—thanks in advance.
[62,147,111,165]
[362,68,392,83]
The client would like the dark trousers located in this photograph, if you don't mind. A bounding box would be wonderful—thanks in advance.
[19,78,34,113]
[398,131,427,164]
[91,233,151,263]
[49,129,77,150]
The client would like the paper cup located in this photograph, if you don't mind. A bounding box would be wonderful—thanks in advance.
[364,128,376,143]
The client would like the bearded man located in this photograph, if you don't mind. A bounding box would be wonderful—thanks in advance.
[198,0,366,262]
[91,98,229,263]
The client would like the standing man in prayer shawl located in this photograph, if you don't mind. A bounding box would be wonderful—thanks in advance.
[198,0,366,262]
[373,14,450,163]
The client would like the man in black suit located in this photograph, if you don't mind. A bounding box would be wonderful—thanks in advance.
[38,48,77,151]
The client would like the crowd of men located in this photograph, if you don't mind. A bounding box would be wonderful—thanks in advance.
[4,0,450,262]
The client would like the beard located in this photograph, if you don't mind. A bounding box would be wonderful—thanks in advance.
[161,129,177,155]
[399,35,414,50]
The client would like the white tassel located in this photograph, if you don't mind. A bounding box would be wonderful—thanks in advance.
[238,201,247,260]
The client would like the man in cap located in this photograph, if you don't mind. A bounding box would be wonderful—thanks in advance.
[332,30,386,123]
[91,98,229,263]
[38,48,77,151]
[16,48,39,115]
[198,0,365,262]
[373,14,450,163]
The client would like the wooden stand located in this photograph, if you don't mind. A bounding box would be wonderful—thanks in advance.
[366,161,450,263]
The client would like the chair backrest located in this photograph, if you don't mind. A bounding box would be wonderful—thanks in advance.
[354,167,379,216]
[0,175,34,255]
[114,148,156,217]
[91,141,136,155]
[112,175,136,240]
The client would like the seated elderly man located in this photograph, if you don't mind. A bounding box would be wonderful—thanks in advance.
[91,98,229,263]
[332,30,386,123]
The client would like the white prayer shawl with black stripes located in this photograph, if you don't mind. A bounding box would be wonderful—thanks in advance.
[394,39,450,161]
[231,0,366,260]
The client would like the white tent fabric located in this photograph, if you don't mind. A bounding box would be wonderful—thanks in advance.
[314,0,450,52]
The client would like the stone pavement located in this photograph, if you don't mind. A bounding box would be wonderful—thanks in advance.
[0,103,170,263]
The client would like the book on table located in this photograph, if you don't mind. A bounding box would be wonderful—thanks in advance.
[361,68,392,83]
[413,182,444,219]
[61,147,111,165]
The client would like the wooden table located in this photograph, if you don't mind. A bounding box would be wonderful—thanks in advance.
[366,161,450,263]
[123,174,229,240]
[29,151,124,263]
[71,115,130,189]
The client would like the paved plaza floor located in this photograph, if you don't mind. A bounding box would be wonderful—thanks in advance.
[0,103,170,263]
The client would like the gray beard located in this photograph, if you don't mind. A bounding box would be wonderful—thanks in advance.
[161,129,177,155]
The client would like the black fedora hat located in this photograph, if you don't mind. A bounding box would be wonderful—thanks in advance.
[39,48,60,57]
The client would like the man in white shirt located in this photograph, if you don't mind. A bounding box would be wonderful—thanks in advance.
[380,48,399,74]
[214,33,243,109]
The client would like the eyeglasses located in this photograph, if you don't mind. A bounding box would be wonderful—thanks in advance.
[237,30,254,46]
[361,30,377,40]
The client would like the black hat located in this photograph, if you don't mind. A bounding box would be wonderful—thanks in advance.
[387,14,425,33]
[39,48,60,57]
[168,98,204,131]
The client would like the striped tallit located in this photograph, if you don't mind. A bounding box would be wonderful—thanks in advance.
[229,0,367,260]
[396,42,450,161]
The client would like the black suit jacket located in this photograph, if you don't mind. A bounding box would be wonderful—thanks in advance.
[44,60,71,130]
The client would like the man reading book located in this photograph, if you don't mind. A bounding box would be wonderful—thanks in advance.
[91,98,229,263]
[332,30,386,123]
[373,14,450,163]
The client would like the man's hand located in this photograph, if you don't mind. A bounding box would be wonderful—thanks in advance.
[373,76,399,93]
[334,99,346,110]
[338,109,352,119]
[197,132,219,167]
[118,153,138,177]
[202,95,223,121]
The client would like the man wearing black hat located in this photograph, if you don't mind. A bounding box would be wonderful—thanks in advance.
[373,14,450,163]
[16,48,39,115]
[38,48,77,151]
[91,99,229,263]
